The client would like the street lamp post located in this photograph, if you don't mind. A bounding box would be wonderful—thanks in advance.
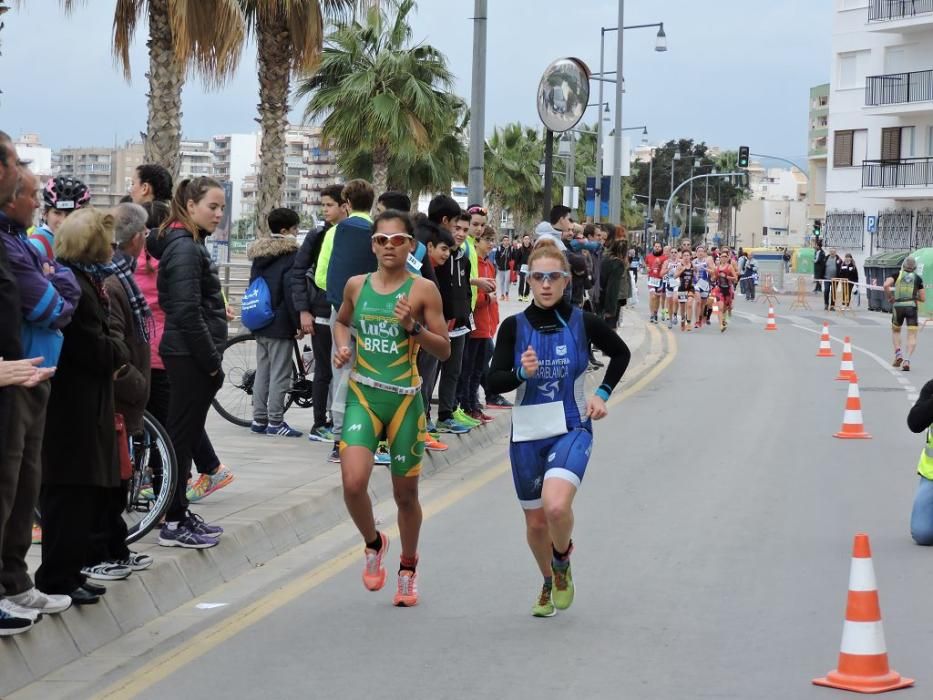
[467,0,487,206]
[669,151,681,242]
[609,0,625,226]
[593,16,666,224]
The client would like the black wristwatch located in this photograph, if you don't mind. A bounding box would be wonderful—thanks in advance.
[408,321,423,336]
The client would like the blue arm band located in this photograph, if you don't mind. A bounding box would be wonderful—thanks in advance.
[517,366,527,381]
[595,387,611,402]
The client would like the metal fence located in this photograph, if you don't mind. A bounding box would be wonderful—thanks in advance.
[865,69,933,106]
[875,209,914,252]
[824,210,865,251]
[862,157,933,188]
[869,0,933,21]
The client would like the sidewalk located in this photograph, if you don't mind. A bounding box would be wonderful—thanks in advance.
[1,301,660,696]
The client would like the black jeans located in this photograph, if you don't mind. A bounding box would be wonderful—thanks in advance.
[823,279,837,308]
[163,356,222,523]
[463,338,492,413]
[148,369,220,476]
[418,349,439,423]
[518,272,530,298]
[310,321,333,427]
[0,384,48,596]
[86,484,130,565]
[36,484,105,594]
[437,334,467,422]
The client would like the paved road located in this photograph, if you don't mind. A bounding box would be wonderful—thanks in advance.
[88,298,933,698]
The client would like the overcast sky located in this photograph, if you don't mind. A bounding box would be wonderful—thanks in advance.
[0,0,831,165]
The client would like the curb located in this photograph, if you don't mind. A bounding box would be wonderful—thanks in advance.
[0,313,667,696]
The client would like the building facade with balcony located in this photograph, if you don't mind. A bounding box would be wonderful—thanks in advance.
[212,133,257,221]
[825,0,933,258]
[54,141,144,207]
[808,83,830,231]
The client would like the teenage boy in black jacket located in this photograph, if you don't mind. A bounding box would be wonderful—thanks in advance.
[248,208,300,437]
[291,184,346,443]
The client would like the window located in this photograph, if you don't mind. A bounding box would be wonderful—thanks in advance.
[881,127,901,160]
[927,126,933,156]
[901,126,915,158]
[834,130,854,166]
[834,129,868,167]
[838,50,870,89]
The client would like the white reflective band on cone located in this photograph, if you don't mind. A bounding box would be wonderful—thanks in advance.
[848,558,878,592]
[840,620,887,655]
[844,410,864,424]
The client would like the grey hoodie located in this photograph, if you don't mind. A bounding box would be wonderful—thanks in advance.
[533,221,567,251]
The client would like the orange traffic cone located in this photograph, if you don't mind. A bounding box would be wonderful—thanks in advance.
[764,306,777,331]
[836,336,857,381]
[817,322,835,358]
[834,375,871,439]
[813,534,913,693]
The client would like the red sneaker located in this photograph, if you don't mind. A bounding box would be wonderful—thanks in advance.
[362,532,389,591]
[468,409,494,424]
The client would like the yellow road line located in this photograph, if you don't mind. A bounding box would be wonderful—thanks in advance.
[96,323,677,699]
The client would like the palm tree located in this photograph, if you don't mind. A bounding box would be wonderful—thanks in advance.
[297,0,458,198]
[239,0,354,236]
[111,0,245,174]
[484,123,545,231]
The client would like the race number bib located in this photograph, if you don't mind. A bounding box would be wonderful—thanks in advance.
[647,277,662,288]
[512,401,569,442]
[520,264,529,274]
[696,279,711,293]
[678,292,688,303]
[406,252,422,271]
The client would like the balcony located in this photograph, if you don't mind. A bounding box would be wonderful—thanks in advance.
[862,156,933,198]
[867,0,933,31]
[865,69,933,115]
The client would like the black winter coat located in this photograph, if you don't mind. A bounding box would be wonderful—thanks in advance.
[148,226,227,374]
[247,235,299,339]
[495,244,513,272]
[43,268,126,488]
[814,248,827,278]
[290,227,332,320]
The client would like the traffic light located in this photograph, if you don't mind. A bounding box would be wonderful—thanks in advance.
[738,145,750,168]
[814,219,822,237]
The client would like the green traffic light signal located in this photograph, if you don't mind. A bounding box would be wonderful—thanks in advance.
[738,145,750,168]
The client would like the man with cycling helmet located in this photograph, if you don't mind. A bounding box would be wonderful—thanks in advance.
[28,176,91,260]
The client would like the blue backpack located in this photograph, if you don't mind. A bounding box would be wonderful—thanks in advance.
[241,276,274,331]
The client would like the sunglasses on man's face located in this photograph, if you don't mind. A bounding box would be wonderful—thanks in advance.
[372,233,412,248]
[529,271,570,283]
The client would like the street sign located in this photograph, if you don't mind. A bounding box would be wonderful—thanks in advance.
[867,215,877,233]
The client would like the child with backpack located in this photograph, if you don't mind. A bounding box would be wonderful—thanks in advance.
[243,208,301,437]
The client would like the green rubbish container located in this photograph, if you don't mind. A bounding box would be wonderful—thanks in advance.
[863,250,910,312]
[912,248,933,317]
[796,247,814,275]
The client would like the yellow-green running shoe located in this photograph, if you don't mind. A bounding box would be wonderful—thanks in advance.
[552,561,574,610]
[453,408,481,428]
[532,584,556,617]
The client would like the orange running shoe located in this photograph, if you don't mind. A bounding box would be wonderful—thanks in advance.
[362,532,389,591]
[424,435,448,452]
[393,569,419,607]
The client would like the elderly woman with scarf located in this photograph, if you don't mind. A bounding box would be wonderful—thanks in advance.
[80,203,156,582]
[35,209,128,605]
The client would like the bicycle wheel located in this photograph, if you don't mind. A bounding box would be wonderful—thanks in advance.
[213,332,258,427]
[124,411,177,544]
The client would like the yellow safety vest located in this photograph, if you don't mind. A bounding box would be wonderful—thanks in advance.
[918,428,933,481]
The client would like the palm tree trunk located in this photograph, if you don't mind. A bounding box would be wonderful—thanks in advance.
[372,144,389,199]
[145,0,184,177]
[488,202,503,234]
[255,14,291,238]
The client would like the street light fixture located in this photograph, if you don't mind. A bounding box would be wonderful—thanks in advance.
[593,12,668,224]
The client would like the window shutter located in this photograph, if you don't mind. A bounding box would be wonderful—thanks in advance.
[881,127,901,161]
[833,131,854,167]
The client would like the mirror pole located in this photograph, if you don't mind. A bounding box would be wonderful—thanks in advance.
[543,129,555,219]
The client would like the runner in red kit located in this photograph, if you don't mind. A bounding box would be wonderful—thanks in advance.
[645,242,667,325]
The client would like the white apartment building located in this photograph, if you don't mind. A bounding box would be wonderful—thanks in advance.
[825,0,933,258]
[212,133,257,221]
[177,139,213,180]
[14,133,52,177]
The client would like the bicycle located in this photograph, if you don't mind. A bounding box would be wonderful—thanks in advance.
[34,409,177,545]
[212,332,315,427]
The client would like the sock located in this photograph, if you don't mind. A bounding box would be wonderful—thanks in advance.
[366,533,383,553]
[552,541,573,565]
[543,576,553,590]
[166,521,179,530]
[399,555,418,574]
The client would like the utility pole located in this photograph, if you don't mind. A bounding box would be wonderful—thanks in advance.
[608,0,625,224]
[594,29,606,223]
[468,0,487,206]
[543,130,554,218]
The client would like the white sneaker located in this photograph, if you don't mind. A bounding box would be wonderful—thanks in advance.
[7,587,72,615]
[110,552,153,571]
[81,562,132,581]
[0,596,41,621]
